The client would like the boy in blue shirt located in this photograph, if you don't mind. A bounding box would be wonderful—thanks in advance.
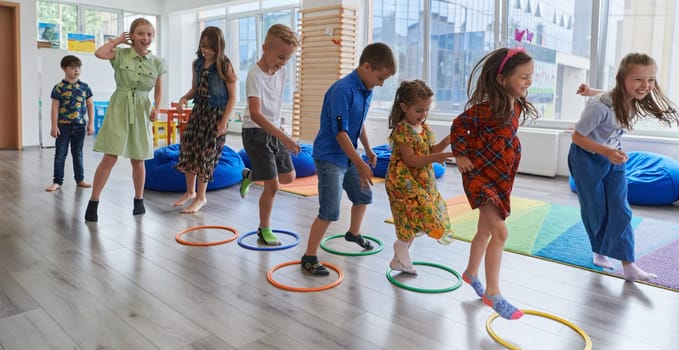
[46,55,94,192]
[300,43,397,275]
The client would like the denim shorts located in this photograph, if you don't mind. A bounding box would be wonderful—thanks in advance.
[315,159,372,221]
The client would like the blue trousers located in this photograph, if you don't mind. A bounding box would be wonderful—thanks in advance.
[52,124,86,185]
[567,143,635,262]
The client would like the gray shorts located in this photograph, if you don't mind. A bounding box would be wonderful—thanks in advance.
[241,128,294,181]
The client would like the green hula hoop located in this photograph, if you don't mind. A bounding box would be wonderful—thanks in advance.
[386,261,462,293]
[320,234,384,256]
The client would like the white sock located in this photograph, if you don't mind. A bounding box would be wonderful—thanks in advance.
[393,239,413,267]
[623,263,657,282]
[593,253,614,269]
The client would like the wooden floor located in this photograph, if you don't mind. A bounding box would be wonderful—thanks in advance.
[1,135,678,350]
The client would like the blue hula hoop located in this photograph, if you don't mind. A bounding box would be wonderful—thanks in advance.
[237,229,301,251]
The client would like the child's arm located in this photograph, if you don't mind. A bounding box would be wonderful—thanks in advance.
[95,32,127,60]
[248,97,300,154]
[336,131,373,187]
[218,77,237,137]
[398,142,454,169]
[50,98,60,138]
[430,134,451,154]
[576,84,604,97]
[178,64,197,111]
[359,126,376,168]
[86,97,94,135]
[572,130,628,164]
[150,75,162,121]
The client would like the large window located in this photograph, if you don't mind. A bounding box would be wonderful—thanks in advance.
[600,0,679,137]
[371,0,679,138]
[197,2,300,109]
[37,1,158,53]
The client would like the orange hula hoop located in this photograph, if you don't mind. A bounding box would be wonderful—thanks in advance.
[267,261,344,292]
[175,225,239,246]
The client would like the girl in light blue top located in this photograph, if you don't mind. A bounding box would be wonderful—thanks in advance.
[569,53,678,282]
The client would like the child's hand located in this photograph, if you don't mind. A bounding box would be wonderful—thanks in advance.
[282,136,300,155]
[605,149,629,164]
[87,125,94,136]
[576,83,590,96]
[149,108,158,121]
[50,127,59,138]
[433,151,454,164]
[456,156,474,173]
[357,161,374,188]
[364,149,377,168]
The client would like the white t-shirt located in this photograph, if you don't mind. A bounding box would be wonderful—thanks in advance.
[241,64,286,129]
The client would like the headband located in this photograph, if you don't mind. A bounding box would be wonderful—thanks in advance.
[497,46,526,74]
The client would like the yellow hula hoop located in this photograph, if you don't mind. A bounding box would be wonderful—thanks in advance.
[486,309,593,350]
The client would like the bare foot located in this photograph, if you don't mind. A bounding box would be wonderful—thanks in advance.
[181,198,207,213]
[173,192,196,207]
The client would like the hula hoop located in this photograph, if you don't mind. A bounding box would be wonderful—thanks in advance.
[267,261,343,292]
[486,309,592,350]
[175,225,238,246]
[320,234,384,256]
[237,229,301,251]
[386,261,462,293]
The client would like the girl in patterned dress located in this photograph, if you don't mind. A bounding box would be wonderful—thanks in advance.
[173,26,236,213]
[386,80,455,275]
[85,18,166,222]
[450,47,538,320]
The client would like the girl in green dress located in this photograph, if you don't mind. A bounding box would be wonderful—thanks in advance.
[85,18,166,222]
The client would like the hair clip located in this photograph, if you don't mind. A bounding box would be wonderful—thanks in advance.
[526,29,534,42]
[498,46,526,74]
[514,28,525,42]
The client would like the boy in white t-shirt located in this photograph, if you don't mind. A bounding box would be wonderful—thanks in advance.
[240,24,301,245]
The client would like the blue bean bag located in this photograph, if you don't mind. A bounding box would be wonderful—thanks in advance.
[569,151,679,206]
[362,144,446,179]
[145,144,244,192]
[238,143,316,177]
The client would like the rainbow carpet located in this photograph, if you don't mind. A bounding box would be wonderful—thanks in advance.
[388,195,679,291]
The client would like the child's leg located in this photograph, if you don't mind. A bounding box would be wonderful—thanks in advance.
[301,217,331,275]
[90,154,118,201]
[257,178,281,245]
[343,165,374,249]
[85,154,118,221]
[174,173,197,207]
[71,125,88,185]
[593,253,614,269]
[622,261,657,282]
[464,212,492,291]
[391,239,417,274]
[48,126,69,190]
[182,180,208,213]
[478,203,523,320]
[130,159,146,215]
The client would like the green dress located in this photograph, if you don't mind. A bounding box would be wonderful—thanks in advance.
[93,47,166,160]
[385,121,453,241]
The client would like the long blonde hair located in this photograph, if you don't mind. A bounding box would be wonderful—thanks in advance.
[610,53,678,129]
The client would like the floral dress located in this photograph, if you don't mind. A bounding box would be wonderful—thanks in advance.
[385,121,453,241]
[450,102,522,219]
[175,68,226,183]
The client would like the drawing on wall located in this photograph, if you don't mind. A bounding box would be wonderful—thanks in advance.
[38,22,60,48]
[68,33,96,52]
